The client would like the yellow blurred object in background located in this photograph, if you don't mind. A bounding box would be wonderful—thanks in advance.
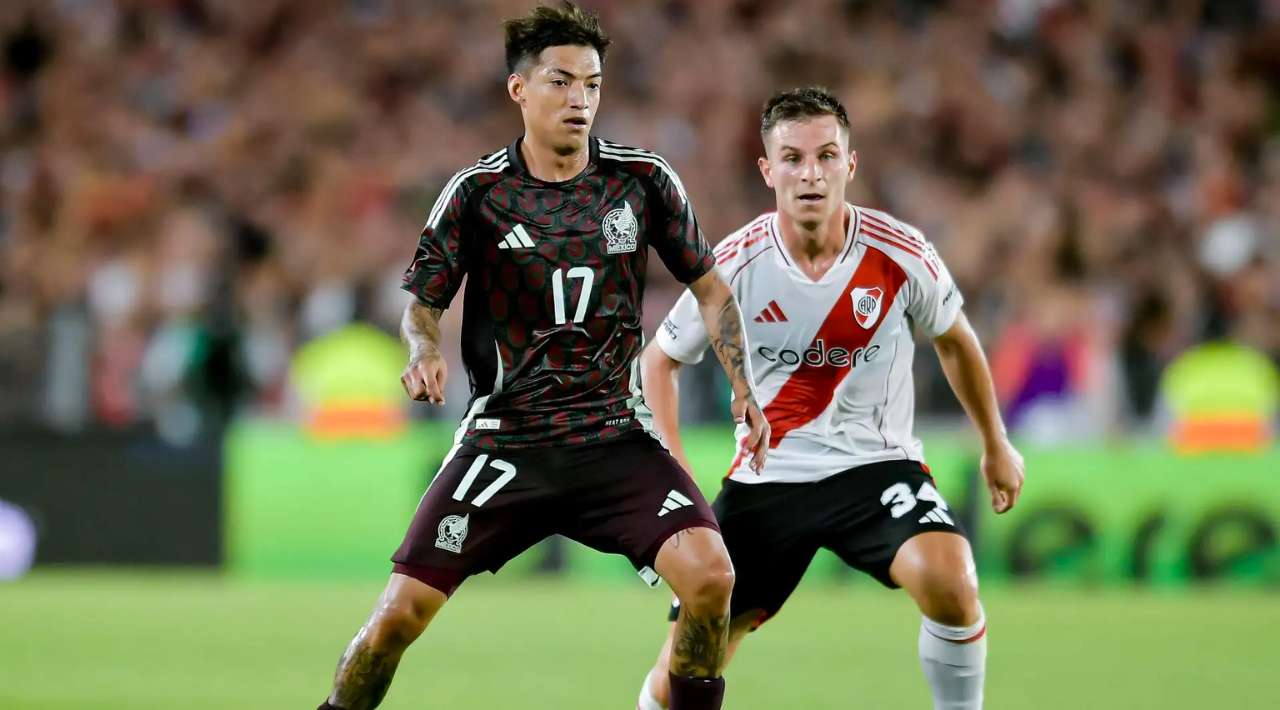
[290,324,408,440]
[1161,342,1279,453]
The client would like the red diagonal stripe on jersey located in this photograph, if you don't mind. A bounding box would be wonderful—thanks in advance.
[761,247,907,450]
[861,227,939,280]
[768,300,788,322]
[727,250,906,477]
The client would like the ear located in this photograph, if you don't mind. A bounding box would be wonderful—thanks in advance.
[507,73,525,105]
[846,150,858,185]
[757,156,774,189]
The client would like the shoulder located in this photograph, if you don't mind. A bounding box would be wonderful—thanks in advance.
[852,205,943,282]
[443,147,512,187]
[712,212,778,283]
[425,147,511,228]
[595,138,689,205]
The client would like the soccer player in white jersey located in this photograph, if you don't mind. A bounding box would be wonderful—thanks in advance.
[635,88,1025,710]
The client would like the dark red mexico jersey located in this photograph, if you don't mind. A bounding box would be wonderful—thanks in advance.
[402,137,714,449]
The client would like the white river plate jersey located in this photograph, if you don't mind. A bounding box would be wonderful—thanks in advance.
[655,204,963,484]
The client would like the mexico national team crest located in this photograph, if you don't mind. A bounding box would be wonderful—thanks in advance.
[851,286,884,329]
[604,200,638,254]
[435,514,469,553]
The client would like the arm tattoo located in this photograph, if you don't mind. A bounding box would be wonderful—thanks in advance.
[330,627,398,710]
[708,297,752,399]
[670,606,729,678]
[401,304,445,360]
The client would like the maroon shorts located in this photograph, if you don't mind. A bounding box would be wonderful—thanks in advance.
[391,431,718,595]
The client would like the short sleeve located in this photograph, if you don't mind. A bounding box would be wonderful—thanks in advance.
[654,288,709,365]
[905,228,964,337]
[401,181,471,309]
[646,161,715,285]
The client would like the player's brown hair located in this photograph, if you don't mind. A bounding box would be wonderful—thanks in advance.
[503,2,611,75]
[760,87,851,136]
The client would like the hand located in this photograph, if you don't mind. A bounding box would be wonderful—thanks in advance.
[732,394,770,473]
[981,438,1025,513]
[401,350,448,405]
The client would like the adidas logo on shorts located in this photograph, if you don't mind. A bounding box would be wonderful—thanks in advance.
[657,490,694,517]
[919,508,954,525]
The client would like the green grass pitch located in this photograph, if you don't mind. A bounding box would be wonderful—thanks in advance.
[1,571,1276,709]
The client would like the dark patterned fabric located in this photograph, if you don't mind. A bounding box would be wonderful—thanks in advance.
[402,137,714,448]
[390,431,719,593]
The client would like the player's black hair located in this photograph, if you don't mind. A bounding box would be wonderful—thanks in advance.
[503,2,611,75]
[760,87,851,136]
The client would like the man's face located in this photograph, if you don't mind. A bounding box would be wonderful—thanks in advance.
[508,45,602,156]
[758,115,857,230]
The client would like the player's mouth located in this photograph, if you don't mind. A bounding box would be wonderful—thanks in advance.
[563,116,589,129]
[797,192,825,203]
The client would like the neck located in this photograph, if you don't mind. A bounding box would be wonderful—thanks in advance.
[520,134,589,182]
[778,204,849,276]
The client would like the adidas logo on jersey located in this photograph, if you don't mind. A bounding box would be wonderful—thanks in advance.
[919,508,954,526]
[753,300,788,323]
[497,224,536,250]
[657,490,694,517]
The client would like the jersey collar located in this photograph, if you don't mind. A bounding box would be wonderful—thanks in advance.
[770,203,860,285]
[506,136,599,186]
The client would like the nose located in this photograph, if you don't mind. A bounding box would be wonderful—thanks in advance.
[568,82,589,110]
[800,157,821,182]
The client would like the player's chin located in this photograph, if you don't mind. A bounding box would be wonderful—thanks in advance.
[551,134,588,155]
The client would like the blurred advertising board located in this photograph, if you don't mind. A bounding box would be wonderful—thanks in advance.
[223,422,1279,586]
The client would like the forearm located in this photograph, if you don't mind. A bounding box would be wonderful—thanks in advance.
[401,301,445,359]
[691,280,755,401]
[640,344,692,469]
[935,318,1007,448]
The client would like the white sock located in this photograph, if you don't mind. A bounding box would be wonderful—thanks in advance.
[918,610,987,710]
[637,669,666,710]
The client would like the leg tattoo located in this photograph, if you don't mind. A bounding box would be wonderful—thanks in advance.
[330,626,400,710]
[670,606,729,678]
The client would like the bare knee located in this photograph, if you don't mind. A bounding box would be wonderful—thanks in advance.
[657,528,736,616]
[365,576,446,650]
[366,601,430,649]
[678,555,734,616]
[918,573,981,627]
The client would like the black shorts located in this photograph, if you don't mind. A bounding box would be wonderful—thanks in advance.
[392,431,718,595]
[669,459,965,627]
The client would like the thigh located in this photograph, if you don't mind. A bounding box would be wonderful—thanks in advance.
[821,460,968,589]
[889,530,979,622]
[719,479,820,627]
[556,433,720,585]
[391,446,555,595]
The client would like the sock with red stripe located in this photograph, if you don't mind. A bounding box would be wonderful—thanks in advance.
[918,610,986,709]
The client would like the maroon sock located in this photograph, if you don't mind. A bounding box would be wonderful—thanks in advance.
[668,672,725,710]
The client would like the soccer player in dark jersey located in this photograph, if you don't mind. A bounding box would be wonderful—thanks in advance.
[315,4,767,710]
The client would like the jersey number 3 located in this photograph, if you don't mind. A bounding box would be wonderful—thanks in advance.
[552,267,594,324]
[880,480,948,518]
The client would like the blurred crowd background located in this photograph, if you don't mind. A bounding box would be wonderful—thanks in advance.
[1,0,1277,444]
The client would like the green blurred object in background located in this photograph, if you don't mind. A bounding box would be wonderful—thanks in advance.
[224,422,1280,587]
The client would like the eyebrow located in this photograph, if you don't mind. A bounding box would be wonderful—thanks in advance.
[778,142,841,152]
[549,68,603,80]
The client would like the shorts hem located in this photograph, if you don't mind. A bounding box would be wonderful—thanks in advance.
[864,524,969,589]
[391,562,467,597]
[640,519,721,572]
